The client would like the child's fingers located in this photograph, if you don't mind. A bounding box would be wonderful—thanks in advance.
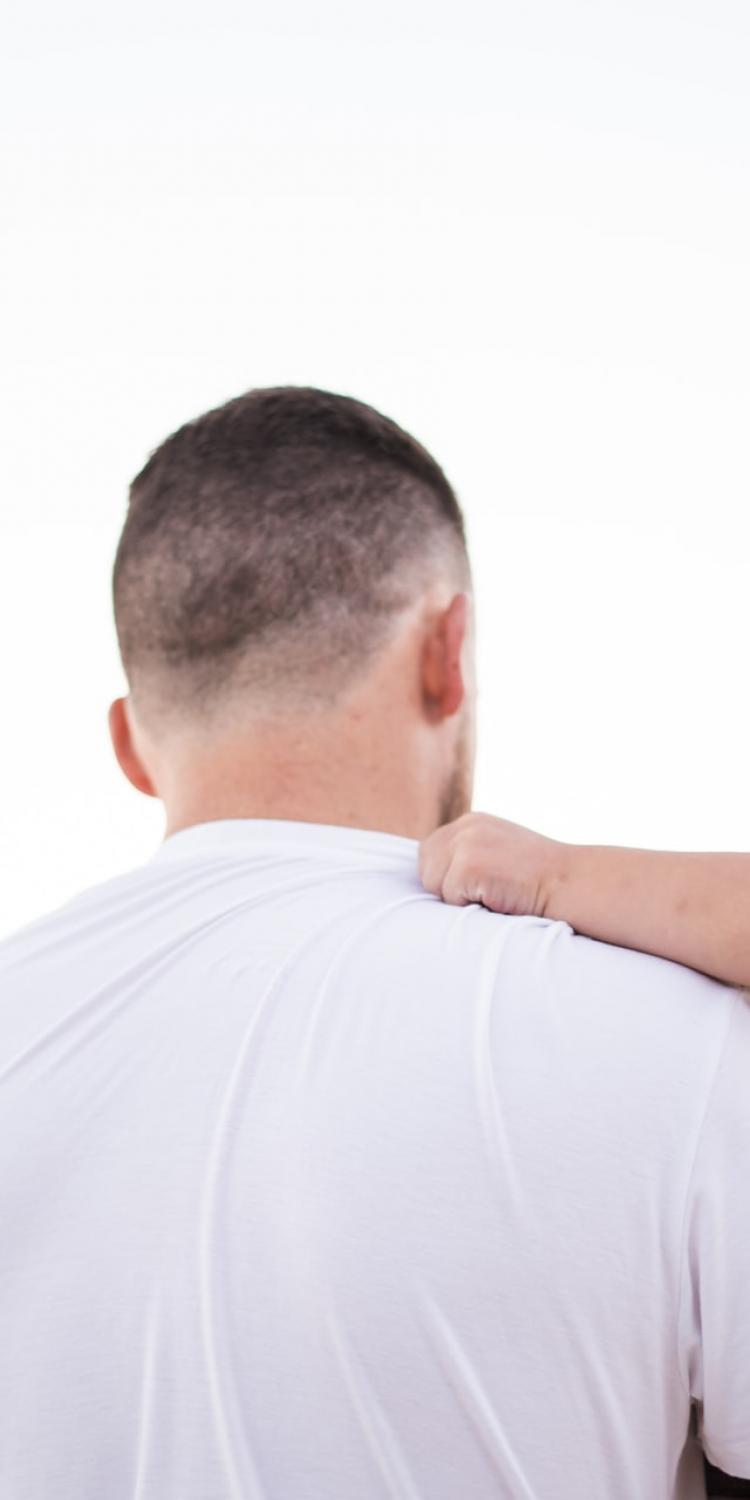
[416,828,452,896]
[417,813,484,900]
[418,811,559,916]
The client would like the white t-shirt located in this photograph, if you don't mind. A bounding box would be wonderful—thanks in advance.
[1,817,748,1499]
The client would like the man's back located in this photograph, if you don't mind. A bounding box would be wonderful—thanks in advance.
[1,817,748,1499]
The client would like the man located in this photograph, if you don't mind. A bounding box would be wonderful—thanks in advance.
[1,386,748,1498]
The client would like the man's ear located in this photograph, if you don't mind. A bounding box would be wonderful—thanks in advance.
[421,592,470,723]
[108,697,158,798]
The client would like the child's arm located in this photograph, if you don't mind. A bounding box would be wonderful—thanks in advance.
[418,813,750,990]
[547,844,750,988]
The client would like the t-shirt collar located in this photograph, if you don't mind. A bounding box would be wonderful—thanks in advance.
[148,817,419,866]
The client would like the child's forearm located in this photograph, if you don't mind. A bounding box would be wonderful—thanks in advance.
[546,846,750,989]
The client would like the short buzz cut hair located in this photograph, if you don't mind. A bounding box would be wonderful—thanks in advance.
[111,385,472,734]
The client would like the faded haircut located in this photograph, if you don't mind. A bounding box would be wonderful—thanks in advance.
[111,385,472,734]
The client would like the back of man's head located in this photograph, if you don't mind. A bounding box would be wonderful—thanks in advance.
[111,386,472,742]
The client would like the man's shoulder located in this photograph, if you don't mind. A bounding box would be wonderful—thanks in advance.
[393,889,743,1047]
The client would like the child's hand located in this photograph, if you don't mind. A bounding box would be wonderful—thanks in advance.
[417,811,568,918]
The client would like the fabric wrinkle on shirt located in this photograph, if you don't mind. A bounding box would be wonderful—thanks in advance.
[1,816,748,1500]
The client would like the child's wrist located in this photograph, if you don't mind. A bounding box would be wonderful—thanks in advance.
[542,840,583,922]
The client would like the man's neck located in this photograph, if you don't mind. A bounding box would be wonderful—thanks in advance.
[162,793,428,844]
[158,731,440,845]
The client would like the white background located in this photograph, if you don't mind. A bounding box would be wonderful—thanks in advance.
[1,0,748,937]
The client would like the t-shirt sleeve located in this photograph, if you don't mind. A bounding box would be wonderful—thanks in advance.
[678,989,750,1478]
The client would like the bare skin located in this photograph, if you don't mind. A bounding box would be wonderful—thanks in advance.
[109,584,478,846]
[418,812,750,991]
